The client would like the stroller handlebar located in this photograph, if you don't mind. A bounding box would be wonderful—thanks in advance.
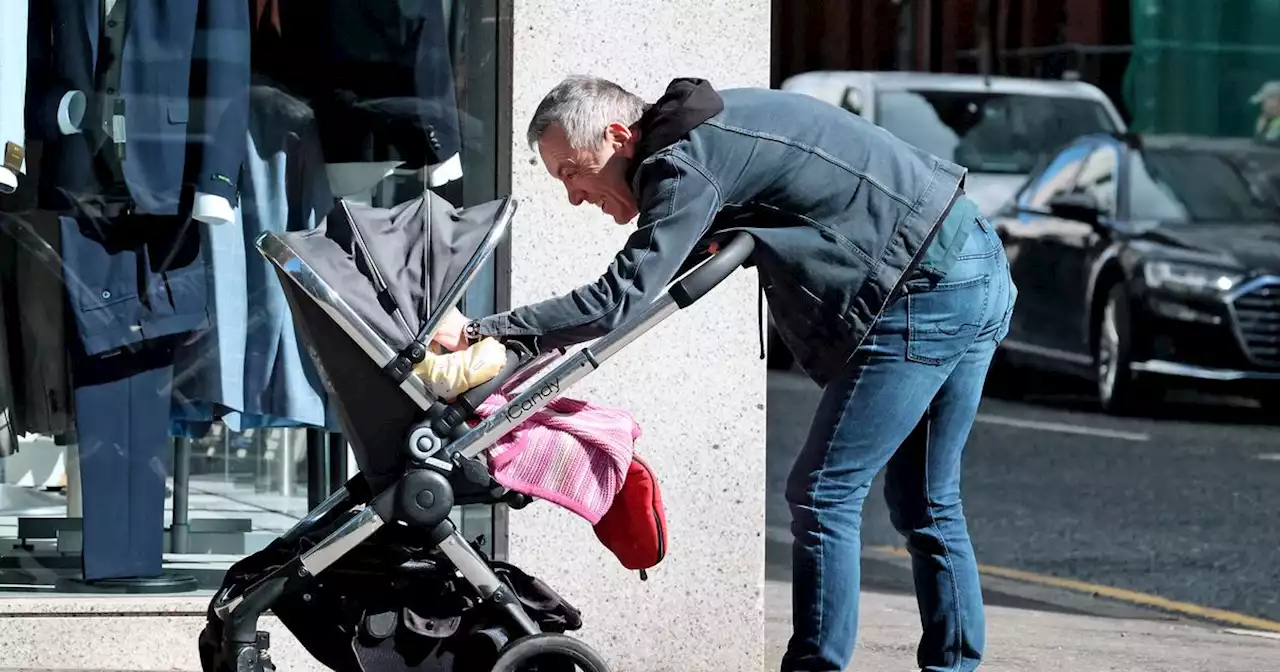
[670,231,756,309]
[444,231,757,464]
[455,344,527,413]
[439,232,755,427]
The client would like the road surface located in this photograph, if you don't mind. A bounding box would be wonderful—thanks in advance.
[765,369,1280,630]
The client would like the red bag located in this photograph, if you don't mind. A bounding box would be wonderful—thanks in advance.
[593,454,667,580]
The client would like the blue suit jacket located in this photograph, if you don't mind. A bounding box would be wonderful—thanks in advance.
[29,0,251,357]
[29,0,251,214]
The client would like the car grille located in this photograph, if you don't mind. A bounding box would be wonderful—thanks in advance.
[1231,279,1280,366]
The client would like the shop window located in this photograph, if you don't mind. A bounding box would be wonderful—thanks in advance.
[0,0,504,593]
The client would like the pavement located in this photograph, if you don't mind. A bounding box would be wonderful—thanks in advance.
[763,368,1280,670]
[763,580,1280,672]
[1,369,1278,670]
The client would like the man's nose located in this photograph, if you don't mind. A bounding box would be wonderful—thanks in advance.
[566,186,586,206]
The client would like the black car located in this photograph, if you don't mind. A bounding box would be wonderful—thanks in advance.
[990,132,1280,413]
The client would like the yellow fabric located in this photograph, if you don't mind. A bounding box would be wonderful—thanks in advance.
[413,337,508,400]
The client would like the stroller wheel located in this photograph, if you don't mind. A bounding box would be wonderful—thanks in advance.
[489,633,612,672]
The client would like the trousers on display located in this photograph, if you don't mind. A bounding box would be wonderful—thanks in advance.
[60,211,209,581]
[71,334,178,581]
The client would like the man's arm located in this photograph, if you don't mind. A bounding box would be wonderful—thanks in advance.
[472,151,724,353]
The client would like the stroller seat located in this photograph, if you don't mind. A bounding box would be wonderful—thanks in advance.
[197,191,756,672]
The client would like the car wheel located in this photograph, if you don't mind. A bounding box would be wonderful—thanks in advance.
[1095,284,1148,415]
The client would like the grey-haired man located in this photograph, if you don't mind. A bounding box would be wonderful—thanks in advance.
[436,75,1015,672]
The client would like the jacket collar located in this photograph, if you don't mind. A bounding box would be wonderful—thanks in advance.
[625,78,724,187]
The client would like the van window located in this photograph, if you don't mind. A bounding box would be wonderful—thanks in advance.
[875,89,1119,174]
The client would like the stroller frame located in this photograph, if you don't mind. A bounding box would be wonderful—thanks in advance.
[206,196,756,672]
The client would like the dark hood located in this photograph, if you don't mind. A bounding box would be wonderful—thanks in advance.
[1142,222,1280,274]
[625,78,724,186]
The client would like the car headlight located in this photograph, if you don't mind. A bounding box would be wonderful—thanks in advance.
[1142,260,1243,295]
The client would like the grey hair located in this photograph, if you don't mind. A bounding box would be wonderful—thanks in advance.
[526,75,649,152]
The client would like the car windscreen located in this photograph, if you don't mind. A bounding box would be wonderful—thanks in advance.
[874,89,1119,174]
[1128,147,1280,223]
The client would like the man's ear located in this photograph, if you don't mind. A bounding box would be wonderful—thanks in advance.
[606,122,638,157]
[606,122,633,144]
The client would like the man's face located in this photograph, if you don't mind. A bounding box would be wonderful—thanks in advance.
[538,123,640,225]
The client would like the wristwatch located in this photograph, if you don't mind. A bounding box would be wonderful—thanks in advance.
[463,320,482,345]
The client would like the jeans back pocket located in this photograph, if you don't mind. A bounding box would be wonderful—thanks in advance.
[906,274,990,366]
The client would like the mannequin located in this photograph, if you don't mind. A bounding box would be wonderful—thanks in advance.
[170,80,337,439]
[255,0,466,201]
[242,0,466,481]
[28,0,251,589]
[44,1,237,226]
[313,0,465,482]
[0,0,29,194]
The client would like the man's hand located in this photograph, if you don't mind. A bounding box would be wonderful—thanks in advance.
[431,307,472,352]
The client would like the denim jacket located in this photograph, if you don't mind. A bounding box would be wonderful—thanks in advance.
[475,79,972,387]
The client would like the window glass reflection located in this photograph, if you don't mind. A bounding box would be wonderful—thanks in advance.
[0,0,500,592]
[1129,147,1280,223]
[877,90,1119,174]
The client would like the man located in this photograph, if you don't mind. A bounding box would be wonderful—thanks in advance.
[435,75,1016,672]
[1251,80,1280,146]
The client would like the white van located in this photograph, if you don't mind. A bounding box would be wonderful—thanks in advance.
[780,70,1128,216]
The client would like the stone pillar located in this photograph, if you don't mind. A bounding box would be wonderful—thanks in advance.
[503,1,770,670]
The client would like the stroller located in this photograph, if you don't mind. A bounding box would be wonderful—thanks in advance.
[196,190,755,672]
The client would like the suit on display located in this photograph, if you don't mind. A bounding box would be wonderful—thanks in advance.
[169,0,469,436]
[29,0,250,222]
[27,0,251,582]
[252,0,464,184]
[171,83,336,436]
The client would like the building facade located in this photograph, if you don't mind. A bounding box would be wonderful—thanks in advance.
[0,0,769,669]
[772,0,1133,117]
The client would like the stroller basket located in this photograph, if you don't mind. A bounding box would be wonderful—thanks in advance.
[198,191,755,672]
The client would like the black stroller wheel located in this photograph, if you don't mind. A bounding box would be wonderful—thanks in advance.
[489,633,612,672]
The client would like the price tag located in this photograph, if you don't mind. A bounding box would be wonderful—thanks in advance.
[3,142,23,172]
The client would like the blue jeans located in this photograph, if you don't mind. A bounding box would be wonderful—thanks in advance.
[781,215,1016,672]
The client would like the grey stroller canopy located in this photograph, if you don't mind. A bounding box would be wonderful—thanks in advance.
[256,192,518,495]
[285,192,504,359]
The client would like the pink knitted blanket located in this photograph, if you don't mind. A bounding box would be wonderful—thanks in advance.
[476,392,641,524]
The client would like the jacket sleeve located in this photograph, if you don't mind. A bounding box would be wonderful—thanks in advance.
[192,0,251,202]
[25,0,74,141]
[474,151,724,353]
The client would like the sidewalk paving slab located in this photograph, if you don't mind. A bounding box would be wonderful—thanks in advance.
[765,580,1280,672]
[1,583,1277,671]
[0,594,329,672]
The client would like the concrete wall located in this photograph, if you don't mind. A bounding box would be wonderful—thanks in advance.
[504,1,771,670]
